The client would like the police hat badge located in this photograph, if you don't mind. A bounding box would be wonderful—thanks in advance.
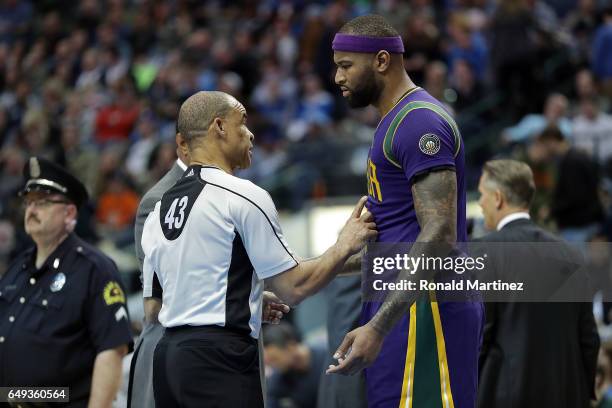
[30,157,41,178]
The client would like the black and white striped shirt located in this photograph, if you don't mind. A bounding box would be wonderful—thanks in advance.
[142,165,298,338]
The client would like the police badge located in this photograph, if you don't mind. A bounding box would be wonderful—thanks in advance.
[50,272,66,292]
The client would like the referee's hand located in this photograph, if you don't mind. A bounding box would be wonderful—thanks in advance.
[262,291,290,324]
[337,196,378,255]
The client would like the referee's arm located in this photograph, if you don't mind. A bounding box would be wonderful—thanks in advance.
[266,196,376,306]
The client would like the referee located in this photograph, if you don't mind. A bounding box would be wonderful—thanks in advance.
[142,91,376,407]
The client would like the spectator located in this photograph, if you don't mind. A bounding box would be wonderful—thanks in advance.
[145,141,177,189]
[94,80,140,144]
[592,7,612,93]
[565,0,598,63]
[126,112,160,187]
[536,125,603,241]
[572,97,612,163]
[503,93,572,143]
[450,58,485,113]
[59,121,98,196]
[0,0,33,44]
[573,68,609,112]
[75,48,103,90]
[19,109,60,162]
[402,11,442,85]
[100,46,129,87]
[423,60,453,110]
[263,323,327,408]
[446,12,488,81]
[295,73,334,127]
[96,171,139,234]
[489,0,541,117]
[0,145,25,212]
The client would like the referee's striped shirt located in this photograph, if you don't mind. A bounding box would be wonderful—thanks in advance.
[142,165,298,339]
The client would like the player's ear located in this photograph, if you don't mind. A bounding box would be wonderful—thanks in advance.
[374,50,391,73]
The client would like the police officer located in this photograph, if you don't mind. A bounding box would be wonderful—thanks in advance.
[0,157,133,407]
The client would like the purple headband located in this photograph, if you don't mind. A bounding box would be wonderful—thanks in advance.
[332,33,405,54]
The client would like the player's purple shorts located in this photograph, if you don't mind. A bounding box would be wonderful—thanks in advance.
[362,299,484,408]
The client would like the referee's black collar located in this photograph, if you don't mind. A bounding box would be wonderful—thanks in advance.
[183,164,224,175]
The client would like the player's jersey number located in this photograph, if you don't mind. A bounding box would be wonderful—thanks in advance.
[367,159,383,202]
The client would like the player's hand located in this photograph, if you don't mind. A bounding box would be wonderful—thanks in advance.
[262,291,290,324]
[337,196,377,256]
[325,323,385,376]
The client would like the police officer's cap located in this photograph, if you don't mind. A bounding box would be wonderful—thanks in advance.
[20,157,88,208]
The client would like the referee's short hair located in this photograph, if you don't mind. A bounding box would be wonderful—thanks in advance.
[263,322,300,348]
[482,159,536,209]
[177,91,234,147]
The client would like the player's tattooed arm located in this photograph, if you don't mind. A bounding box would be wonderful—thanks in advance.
[369,168,457,336]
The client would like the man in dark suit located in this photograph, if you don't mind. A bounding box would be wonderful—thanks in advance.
[127,135,190,408]
[476,159,600,408]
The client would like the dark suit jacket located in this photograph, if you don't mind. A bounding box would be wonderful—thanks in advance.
[134,162,185,280]
[477,218,600,408]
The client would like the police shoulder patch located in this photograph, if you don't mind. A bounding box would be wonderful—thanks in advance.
[103,281,125,305]
[418,133,441,155]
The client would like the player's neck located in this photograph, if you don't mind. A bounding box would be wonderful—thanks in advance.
[375,76,416,117]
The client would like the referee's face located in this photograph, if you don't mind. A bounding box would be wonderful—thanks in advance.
[225,103,254,170]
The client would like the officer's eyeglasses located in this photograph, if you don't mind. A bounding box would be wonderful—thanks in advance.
[22,198,70,209]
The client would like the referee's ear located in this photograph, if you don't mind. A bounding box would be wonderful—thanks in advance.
[176,133,189,156]
[213,117,225,134]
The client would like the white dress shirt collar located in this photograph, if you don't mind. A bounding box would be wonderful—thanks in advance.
[496,212,530,231]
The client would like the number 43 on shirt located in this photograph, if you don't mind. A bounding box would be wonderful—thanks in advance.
[164,196,188,230]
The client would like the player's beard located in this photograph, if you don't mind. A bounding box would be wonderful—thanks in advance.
[345,68,383,109]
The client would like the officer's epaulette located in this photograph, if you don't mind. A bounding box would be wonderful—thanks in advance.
[72,239,117,273]
[12,245,36,265]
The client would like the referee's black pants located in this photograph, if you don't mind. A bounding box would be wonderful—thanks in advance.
[153,325,264,408]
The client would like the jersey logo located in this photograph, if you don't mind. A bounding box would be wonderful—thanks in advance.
[103,281,125,305]
[186,169,195,177]
[50,272,66,292]
[419,133,441,155]
[367,159,383,202]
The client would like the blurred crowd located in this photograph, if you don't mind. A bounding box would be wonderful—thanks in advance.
[0,0,612,406]
[0,0,610,255]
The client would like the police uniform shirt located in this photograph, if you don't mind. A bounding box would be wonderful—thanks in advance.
[142,165,298,339]
[0,234,133,403]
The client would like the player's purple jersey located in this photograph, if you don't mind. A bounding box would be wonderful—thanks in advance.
[365,87,467,243]
[362,88,483,408]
